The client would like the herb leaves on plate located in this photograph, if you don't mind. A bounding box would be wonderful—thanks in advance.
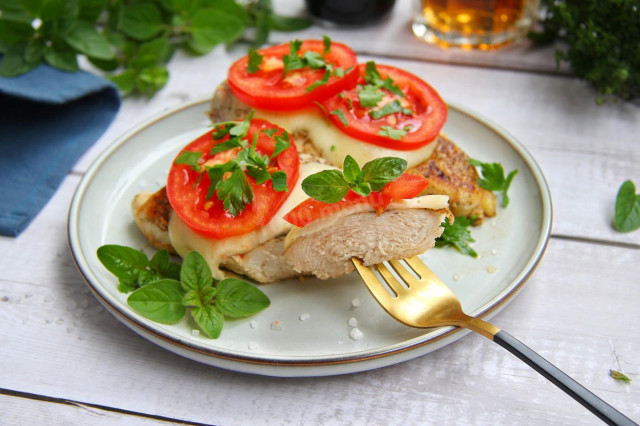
[301,156,407,203]
[613,180,640,233]
[97,246,269,338]
[435,216,478,258]
[469,158,518,207]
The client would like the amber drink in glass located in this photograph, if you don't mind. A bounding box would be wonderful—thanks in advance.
[412,0,539,50]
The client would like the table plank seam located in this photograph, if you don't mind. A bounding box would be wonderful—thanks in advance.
[0,387,211,426]
[550,234,640,250]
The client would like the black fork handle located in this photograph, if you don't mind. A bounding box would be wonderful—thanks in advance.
[493,331,637,426]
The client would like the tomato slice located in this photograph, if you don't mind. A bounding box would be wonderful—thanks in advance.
[167,119,299,239]
[227,40,359,111]
[283,174,428,228]
[321,64,447,150]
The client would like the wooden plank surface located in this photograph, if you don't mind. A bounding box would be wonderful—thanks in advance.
[2,2,640,423]
[0,175,638,425]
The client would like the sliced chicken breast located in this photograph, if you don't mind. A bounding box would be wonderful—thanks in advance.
[284,196,452,280]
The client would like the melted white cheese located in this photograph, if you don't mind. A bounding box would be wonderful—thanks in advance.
[252,107,437,169]
[168,161,333,278]
[283,195,449,249]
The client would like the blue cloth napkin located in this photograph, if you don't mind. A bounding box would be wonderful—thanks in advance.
[0,61,120,236]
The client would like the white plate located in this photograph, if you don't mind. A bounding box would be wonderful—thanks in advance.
[68,96,552,377]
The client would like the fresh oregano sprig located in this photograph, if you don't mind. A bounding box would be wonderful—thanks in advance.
[0,0,311,97]
[469,158,518,207]
[301,156,407,203]
[97,247,270,338]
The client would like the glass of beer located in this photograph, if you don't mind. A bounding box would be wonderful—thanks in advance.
[412,0,540,50]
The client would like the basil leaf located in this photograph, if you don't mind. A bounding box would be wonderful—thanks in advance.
[301,170,350,203]
[270,170,288,192]
[0,43,37,77]
[127,279,186,324]
[97,244,149,282]
[614,180,640,232]
[215,278,270,318]
[361,157,407,191]
[182,286,216,307]
[64,21,114,60]
[149,249,181,281]
[180,251,213,291]
[136,65,169,97]
[108,69,136,95]
[118,2,164,41]
[188,7,246,54]
[43,44,79,72]
[435,217,478,257]
[182,289,202,307]
[191,305,224,338]
[247,48,262,74]
[174,150,201,170]
[342,155,361,184]
[351,182,372,197]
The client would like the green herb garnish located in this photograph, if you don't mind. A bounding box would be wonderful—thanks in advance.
[0,0,311,97]
[370,100,409,120]
[378,125,410,140]
[278,37,343,92]
[469,159,518,207]
[98,248,269,338]
[179,113,289,217]
[97,246,181,293]
[301,156,407,203]
[247,48,263,74]
[435,217,478,258]
[613,180,640,233]
[356,61,405,108]
[609,370,632,383]
[330,109,349,127]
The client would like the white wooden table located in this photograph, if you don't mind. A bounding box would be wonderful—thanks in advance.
[1,1,639,424]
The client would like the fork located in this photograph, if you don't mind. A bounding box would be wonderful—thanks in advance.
[352,256,636,426]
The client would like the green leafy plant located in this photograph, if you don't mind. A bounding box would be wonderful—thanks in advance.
[530,0,640,103]
[469,158,518,207]
[301,155,407,202]
[0,0,311,97]
[435,216,477,258]
[613,180,640,233]
[97,246,270,338]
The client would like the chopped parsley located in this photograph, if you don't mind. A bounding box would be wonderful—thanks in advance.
[435,217,478,257]
[330,109,349,127]
[468,159,518,207]
[246,48,263,74]
[378,125,410,140]
[281,37,343,93]
[175,113,289,217]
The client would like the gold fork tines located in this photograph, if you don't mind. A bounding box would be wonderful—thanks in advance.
[350,256,636,426]
[352,256,499,338]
